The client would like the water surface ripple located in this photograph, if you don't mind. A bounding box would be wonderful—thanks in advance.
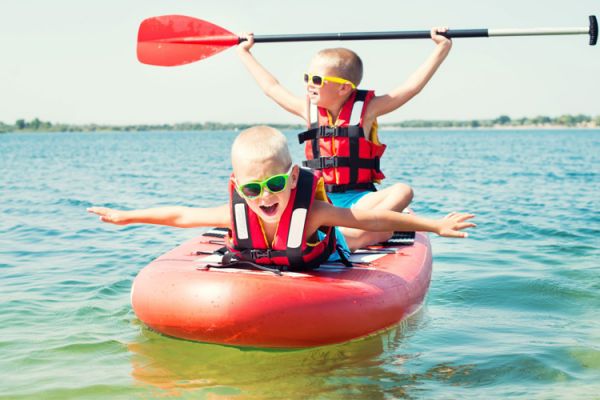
[1,129,598,399]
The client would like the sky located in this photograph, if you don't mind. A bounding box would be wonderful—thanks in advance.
[1,0,599,125]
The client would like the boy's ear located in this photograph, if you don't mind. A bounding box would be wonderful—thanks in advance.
[338,83,353,96]
[290,165,299,189]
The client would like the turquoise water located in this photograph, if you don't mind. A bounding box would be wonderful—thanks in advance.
[1,129,599,399]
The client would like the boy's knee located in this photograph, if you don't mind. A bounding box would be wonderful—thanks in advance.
[392,183,414,202]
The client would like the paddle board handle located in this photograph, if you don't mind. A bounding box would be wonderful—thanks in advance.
[247,16,597,46]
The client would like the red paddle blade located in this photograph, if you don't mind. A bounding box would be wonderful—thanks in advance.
[137,15,239,66]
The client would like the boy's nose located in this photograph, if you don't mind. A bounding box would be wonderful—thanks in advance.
[261,190,275,199]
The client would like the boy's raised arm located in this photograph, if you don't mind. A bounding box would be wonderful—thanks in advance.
[312,201,475,238]
[87,205,230,228]
[236,33,307,121]
[365,27,452,120]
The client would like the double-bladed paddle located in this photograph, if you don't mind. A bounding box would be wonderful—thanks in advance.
[137,15,598,66]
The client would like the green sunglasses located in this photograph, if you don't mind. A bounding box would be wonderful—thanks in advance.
[235,165,294,200]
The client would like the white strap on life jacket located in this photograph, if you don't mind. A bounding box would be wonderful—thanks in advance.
[234,203,249,240]
[348,96,365,126]
[286,208,308,249]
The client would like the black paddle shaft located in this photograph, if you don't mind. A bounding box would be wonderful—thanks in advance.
[250,29,487,43]
[246,16,597,46]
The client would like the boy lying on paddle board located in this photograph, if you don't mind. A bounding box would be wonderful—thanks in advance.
[236,29,452,249]
[88,126,474,272]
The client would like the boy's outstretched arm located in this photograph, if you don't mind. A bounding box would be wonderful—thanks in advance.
[236,33,307,121]
[365,27,452,120]
[312,201,475,238]
[87,205,230,228]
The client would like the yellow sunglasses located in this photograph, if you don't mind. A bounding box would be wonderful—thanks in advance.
[303,73,356,89]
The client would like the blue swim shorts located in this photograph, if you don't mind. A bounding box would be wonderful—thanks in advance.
[327,190,372,209]
[323,227,351,263]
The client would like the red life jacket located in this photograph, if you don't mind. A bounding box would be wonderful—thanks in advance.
[225,168,338,271]
[298,89,386,193]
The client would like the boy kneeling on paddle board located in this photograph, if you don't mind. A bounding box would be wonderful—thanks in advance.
[88,126,474,272]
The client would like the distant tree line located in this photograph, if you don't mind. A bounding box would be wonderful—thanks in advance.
[385,114,600,129]
[0,119,304,133]
[1,114,599,133]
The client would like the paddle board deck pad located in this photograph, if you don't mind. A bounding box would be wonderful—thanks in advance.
[131,228,432,348]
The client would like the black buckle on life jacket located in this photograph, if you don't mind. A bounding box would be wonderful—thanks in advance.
[249,249,273,260]
[320,157,339,168]
[318,126,339,137]
[304,157,340,169]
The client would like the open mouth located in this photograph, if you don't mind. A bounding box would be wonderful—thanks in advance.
[260,203,279,216]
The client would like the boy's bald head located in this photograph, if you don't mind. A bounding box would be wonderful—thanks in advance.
[231,126,292,172]
[313,48,363,86]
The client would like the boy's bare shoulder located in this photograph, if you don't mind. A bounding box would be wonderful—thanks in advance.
[308,200,334,228]
[311,199,332,215]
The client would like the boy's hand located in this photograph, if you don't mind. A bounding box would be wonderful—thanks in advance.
[431,27,452,47]
[87,207,130,225]
[436,212,476,238]
[237,32,255,53]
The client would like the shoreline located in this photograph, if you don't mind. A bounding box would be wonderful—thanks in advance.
[3,125,600,134]
[2,116,599,134]
[378,124,600,131]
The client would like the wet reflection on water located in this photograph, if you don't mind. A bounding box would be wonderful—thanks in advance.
[128,309,474,399]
